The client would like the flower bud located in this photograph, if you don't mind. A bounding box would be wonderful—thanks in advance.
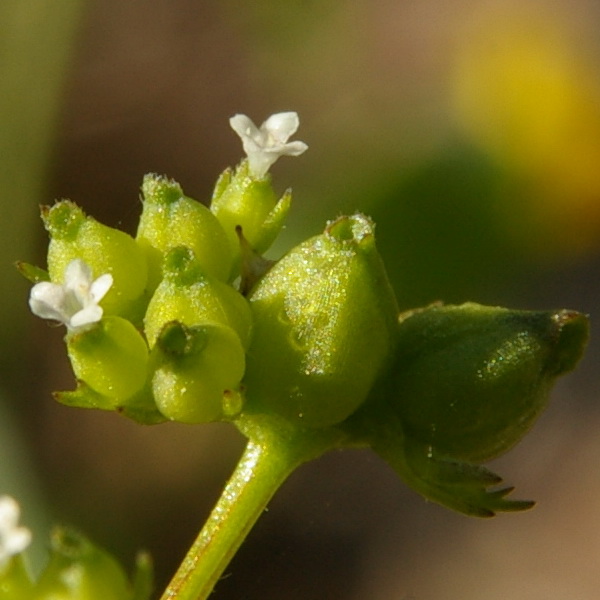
[378,303,589,462]
[42,201,148,321]
[66,316,149,402]
[244,214,399,428]
[143,247,252,349]
[210,161,291,264]
[32,528,135,600]
[136,174,233,287]
[151,321,245,423]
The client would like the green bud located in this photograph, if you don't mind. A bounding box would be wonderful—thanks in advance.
[151,321,245,423]
[210,161,291,263]
[143,247,252,349]
[32,528,134,600]
[43,201,148,320]
[66,316,149,402]
[137,174,233,287]
[244,214,399,428]
[379,303,589,462]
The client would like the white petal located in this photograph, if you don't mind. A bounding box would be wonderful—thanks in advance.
[263,112,300,142]
[0,496,31,565]
[29,282,70,324]
[90,273,113,303]
[70,305,103,329]
[277,140,308,156]
[4,528,31,555]
[247,154,277,180]
[65,259,93,289]
[230,114,260,141]
[230,111,307,177]
[0,497,19,526]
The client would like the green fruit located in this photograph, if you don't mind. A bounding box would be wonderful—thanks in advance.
[383,303,589,462]
[67,316,149,402]
[137,174,232,286]
[144,247,252,349]
[151,321,245,423]
[244,214,399,428]
[210,161,291,266]
[43,201,148,320]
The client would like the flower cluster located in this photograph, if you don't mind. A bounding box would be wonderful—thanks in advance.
[21,112,589,518]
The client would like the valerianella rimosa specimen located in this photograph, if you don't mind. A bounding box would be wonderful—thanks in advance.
[15,111,588,600]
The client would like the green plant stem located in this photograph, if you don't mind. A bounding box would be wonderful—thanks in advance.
[160,429,321,600]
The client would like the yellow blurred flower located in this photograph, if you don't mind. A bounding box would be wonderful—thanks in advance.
[453,6,600,258]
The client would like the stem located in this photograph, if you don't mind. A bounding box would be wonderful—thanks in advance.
[160,433,310,600]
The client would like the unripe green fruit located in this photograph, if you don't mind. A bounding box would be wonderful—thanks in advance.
[137,174,233,287]
[384,303,589,462]
[151,321,245,423]
[67,316,149,402]
[244,214,399,428]
[144,247,252,348]
[43,201,148,320]
[210,161,291,264]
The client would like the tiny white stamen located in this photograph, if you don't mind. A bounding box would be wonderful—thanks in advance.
[29,259,113,332]
[0,496,31,568]
[230,111,308,179]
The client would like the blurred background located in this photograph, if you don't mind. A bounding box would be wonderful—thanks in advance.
[2,0,600,598]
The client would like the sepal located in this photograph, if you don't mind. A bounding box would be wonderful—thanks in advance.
[15,261,50,284]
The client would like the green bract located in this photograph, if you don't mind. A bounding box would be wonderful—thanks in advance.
[42,202,148,321]
[137,174,233,287]
[243,214,399,428]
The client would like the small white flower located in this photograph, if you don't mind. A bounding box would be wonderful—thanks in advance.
[0,496,31,568]
[29,259,113,332]
[230,112,308,179]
